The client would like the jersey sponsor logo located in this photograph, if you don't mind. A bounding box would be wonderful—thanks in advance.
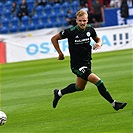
[75,38,90,44]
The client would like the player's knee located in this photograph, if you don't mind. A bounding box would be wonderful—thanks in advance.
[75,84,85,91]
[95,79,103,87]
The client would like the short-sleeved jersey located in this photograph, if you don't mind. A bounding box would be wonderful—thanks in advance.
[60,24,97,68]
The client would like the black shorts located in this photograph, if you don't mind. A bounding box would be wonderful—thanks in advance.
[71,64,92,81]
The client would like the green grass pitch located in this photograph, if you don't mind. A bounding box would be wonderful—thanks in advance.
[0,49,132,133]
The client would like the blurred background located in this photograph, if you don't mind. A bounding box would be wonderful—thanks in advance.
[0,0,133,33]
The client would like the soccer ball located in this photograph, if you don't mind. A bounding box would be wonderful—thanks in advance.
[0,111,7,126]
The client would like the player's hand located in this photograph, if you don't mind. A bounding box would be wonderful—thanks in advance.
[58,53,64,60]
[93,43,102,50]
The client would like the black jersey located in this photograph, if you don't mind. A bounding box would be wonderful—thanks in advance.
[60,24,97,68]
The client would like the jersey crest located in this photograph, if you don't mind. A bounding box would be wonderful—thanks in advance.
[86,32,90,37]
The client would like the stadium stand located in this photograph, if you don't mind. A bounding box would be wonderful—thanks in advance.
[9,25,18,33]
[11,17,20,27]
[37,22,45,29]
[49,12,57,23]
[21,15,30,25]
[45,21,54,28]
[5,0,12,10]
[53,3,61,13]
[31,14,40,25]
[28,23,36,31]
[35,5,44,16]
[62,1,71,13]
[40,13,49,23]
[1,18,10,27]
[43,4,53,14]
[55,20,62,27]
[0,2,4,11]
[27,0,34,13]
[0,12,2,22]
[19,24,27,32]
[57,11,66,20]
[1,0,113,33]
[0,27,8,34]
[0,0,132,34]
[71,0,79,13]
[3,9,11,19]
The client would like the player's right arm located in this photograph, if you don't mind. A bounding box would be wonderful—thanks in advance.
[51,33,64,60]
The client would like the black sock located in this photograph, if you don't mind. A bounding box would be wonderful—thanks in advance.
[96,80,114,103]
[61,83,81,95]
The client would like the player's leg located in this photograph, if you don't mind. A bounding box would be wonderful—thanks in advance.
[88,73,127,111]
[75,77,87,90]
[52,77,87,108]
[59,77,87,96]
[88,73,114,103]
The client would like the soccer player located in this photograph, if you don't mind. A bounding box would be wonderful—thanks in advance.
[51,10,127,111]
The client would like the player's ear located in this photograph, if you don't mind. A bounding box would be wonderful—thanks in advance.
[87,17,88,23]
[76,18,78,23]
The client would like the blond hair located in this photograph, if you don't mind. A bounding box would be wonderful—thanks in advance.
[76,10,88,18]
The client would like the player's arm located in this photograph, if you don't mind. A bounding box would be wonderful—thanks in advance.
[51,33,64,60]
[92,36,103,50]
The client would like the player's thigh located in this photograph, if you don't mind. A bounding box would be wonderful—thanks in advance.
[76,77,87,90]
[88,73,100,84]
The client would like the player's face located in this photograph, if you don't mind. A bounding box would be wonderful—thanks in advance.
[76,15,88,30]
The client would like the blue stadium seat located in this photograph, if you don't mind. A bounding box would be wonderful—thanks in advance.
[53,3,61,14]
[0,12,2,21]
[27,0,34,11]
[61,2,70,13]
[55,20,62,27]
[71,1,79,13]
[0,2,4,11]
[9,25,18,33]
[3,9,11,18]
[62,19,68,26]
[18,0,22,4]
[35,5,43,16]
[1,17,10,27]
[21,16,30,25]
[19,24,27,32]
[40,13,49,23]
[45,21,54,28]
[49,13,57,23]
[57,11,66,20]
[44,4,53,14]
[28,23,36,31]
[5,1,12,10]
[0,27,8,34]
[11,17,20,26]
[37,22,45,29]
[32,14,40,25]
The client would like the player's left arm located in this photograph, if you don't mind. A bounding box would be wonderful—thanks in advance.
[92,36,103,50]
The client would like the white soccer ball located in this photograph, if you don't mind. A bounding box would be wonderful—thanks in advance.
[0,111,7,126]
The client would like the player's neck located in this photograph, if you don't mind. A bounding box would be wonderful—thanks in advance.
[77,25,86,31]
